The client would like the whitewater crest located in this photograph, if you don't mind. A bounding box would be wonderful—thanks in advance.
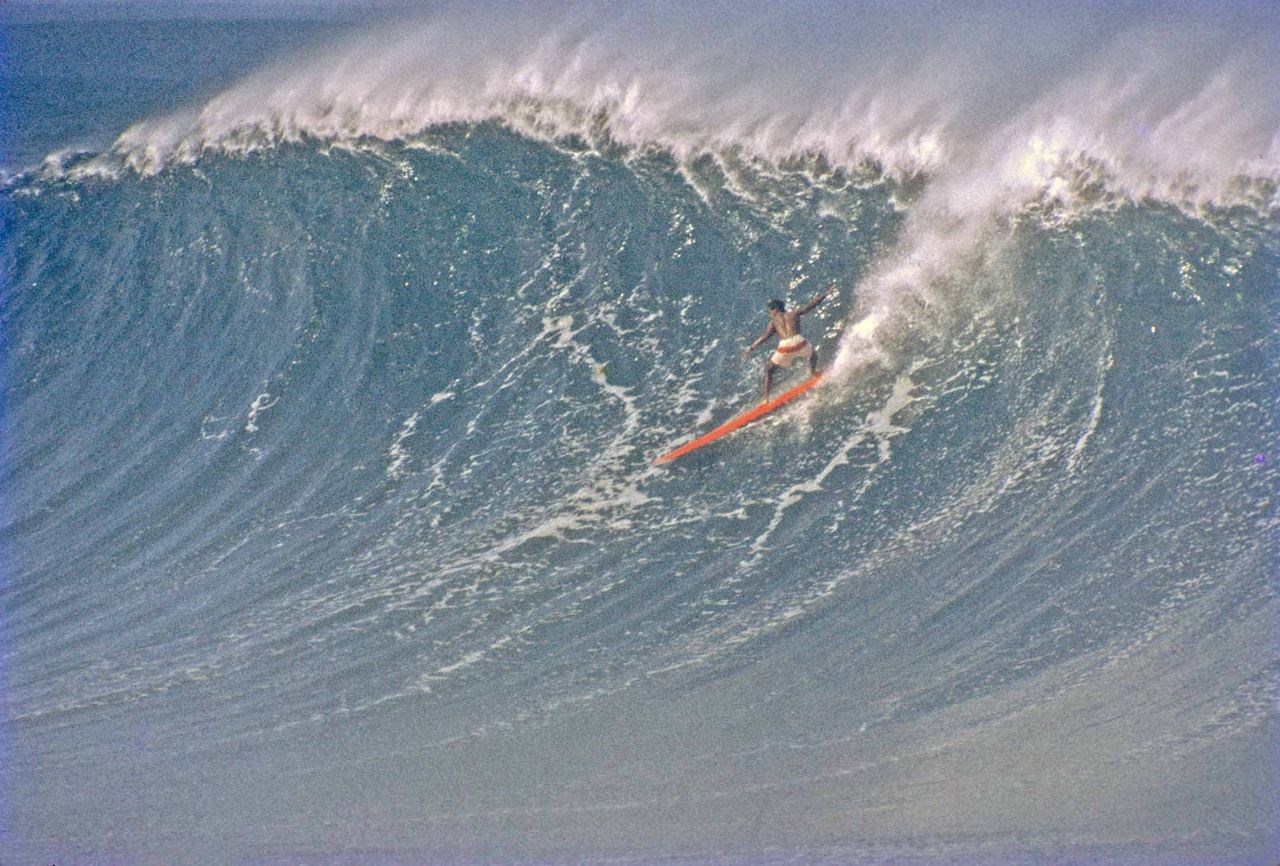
[24,4,1274,214]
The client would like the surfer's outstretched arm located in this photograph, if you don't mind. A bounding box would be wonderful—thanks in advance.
[742,322,776,359]
[796,284,837,316]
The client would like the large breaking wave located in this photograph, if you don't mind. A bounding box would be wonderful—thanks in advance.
[3,3,1278,863]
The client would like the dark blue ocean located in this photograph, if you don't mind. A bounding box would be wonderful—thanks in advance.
[2,3,1277,864]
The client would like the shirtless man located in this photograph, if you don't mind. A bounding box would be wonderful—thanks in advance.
[741,285,837,401]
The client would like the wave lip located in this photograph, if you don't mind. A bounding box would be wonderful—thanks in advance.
[32,2,1271,217]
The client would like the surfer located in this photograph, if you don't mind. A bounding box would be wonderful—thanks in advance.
[741,286,836,401]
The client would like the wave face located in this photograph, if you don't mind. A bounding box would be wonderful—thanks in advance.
[2,5,1278,864]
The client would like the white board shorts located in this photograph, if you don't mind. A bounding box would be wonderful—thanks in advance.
[770,335,813,368]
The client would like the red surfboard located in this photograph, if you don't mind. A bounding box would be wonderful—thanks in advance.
[654,374,823,465]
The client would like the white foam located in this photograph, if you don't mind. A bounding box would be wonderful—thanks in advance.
[744,369,921,566]
[243,391,277,434]
[386,411,420,479]
[66,3,1276,213]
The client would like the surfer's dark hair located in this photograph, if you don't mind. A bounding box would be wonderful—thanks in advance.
[766,299,785,311]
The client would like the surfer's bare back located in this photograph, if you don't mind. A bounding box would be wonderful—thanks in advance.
[741,285,836,400]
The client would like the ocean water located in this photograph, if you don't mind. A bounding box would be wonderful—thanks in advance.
[1,3,1277,864]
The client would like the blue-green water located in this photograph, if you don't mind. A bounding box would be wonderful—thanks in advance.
[2,4,1277,864]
